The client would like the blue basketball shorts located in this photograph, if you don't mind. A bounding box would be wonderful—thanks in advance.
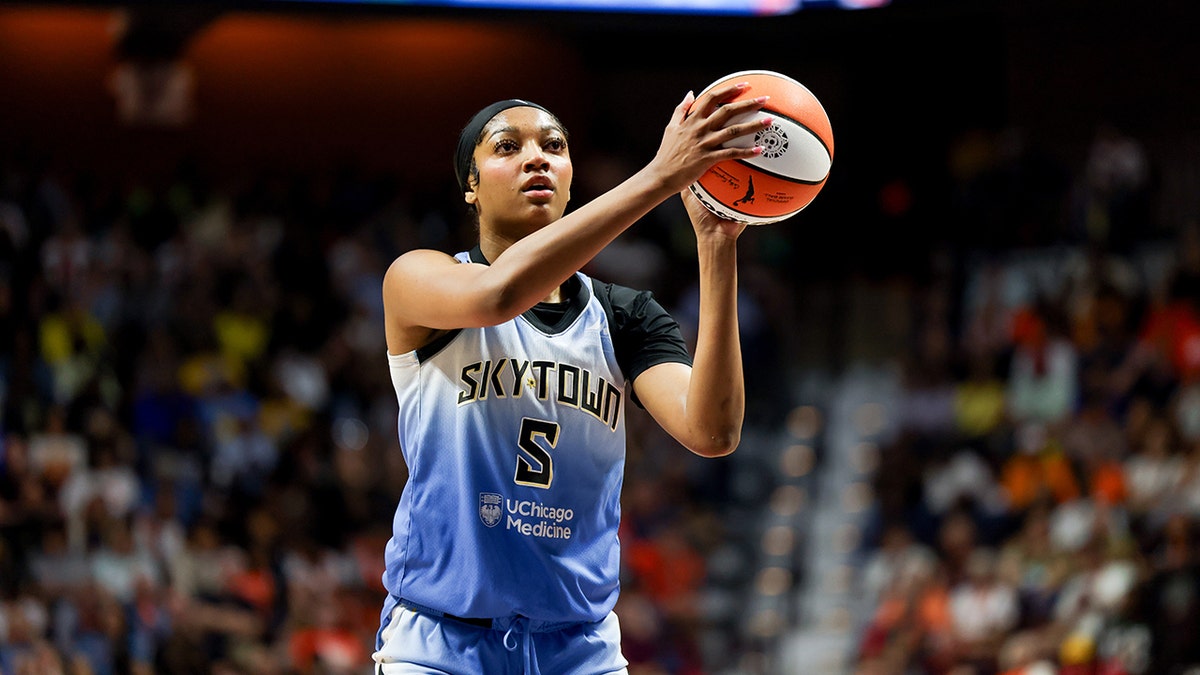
[372,603,629,675]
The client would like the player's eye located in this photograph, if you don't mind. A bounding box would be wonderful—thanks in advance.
[494,139,519,153]
[545,138,566,152]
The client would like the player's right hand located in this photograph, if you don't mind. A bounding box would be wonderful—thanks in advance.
[647,83,770,194]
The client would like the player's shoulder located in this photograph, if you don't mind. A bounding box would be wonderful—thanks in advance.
[589,278,651,307]
[389,248,460,269]
[587,277,664,325]
[385,249,465,284]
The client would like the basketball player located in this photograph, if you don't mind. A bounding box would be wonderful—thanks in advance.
[374,82,770,674]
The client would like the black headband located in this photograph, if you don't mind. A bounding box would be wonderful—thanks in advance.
[454,99,553,194]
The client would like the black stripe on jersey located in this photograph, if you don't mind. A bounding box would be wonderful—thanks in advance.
[416,329,462,364]
[468,245,589,335]
[525,274,587,334]
[467,245,490,265]
[589,279,692,409]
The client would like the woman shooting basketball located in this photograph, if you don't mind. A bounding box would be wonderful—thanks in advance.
[374,82,769,674]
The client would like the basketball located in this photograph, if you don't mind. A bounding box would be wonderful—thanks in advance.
[689,70,834,225]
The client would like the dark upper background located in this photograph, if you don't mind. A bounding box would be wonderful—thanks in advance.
[3,0,1197,280]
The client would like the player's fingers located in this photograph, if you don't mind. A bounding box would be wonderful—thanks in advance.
[692,81,749,118]
[709,95,770,126]
[706,115,773,148]
[714,143,765,162]
[673,90,696,123]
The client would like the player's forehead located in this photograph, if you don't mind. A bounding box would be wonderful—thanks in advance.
[478,107,564,142]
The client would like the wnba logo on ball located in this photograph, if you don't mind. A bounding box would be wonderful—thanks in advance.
[755,124,789,160]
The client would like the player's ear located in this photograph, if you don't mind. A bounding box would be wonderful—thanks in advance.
[464,189,477,206]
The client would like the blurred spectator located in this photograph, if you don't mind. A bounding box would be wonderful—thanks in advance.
[861,524,937,604]
[27,523,89,598]
[287,597,368,675]
[209,415,277,499]
[1076,123,1151,252]
[998,506,1069,627]
[858,552,954,672]
[40,216,91,301]
[1007,304,1079,426]
[90,516,161,605]
[1175,440,1200,517]
[938,511,980,587]
[60,444,140,553]
[1000,424,1081,513]
[625,526,707,621]
[169,519,235,602]
[1053,535,1139,633]
[901,320,959,437]
[1138,514,1200,672]
[1114,240,1200,400]
[997,632,1057,675]
[212,276,271,369]
[955,353,1008,439]
[1060,390,1125,468]
[27,406,86,492]
[923,448,1008,522]
[1123,415,1184,523]
[950,548,1019,672]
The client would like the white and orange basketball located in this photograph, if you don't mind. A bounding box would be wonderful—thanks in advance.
[689,70,834,225]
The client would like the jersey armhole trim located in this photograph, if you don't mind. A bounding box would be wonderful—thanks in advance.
[415,329,463,363]
[589,277,616,329]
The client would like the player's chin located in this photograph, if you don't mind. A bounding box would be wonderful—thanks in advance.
[519,201,567,226]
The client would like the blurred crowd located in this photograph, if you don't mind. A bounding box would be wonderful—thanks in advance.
[854,126,1200,675]
[0,151,763,674]
[3,100,1186,675]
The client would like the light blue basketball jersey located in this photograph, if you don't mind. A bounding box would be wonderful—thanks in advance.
[379,255,627,636]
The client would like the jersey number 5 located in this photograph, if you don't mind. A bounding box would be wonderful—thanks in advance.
[515,417,559,489]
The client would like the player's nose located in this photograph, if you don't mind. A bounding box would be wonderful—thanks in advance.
[523,144,550,172]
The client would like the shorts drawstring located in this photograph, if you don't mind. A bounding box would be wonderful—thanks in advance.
[502,616,535,674]
[502,622,519,651]
[392,598,582,675]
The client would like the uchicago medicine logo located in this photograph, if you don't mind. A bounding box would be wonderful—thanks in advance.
[479,492,503,527]
[478,493,575,540]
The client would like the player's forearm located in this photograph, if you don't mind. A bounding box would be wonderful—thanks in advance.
[484,166,677,318]
[685,236,745,457]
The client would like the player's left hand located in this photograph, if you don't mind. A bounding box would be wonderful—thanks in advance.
[680,189,747,241]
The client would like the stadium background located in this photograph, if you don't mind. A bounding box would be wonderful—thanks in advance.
[1,0,1199,673]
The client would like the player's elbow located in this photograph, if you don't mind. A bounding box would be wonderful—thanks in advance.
[688,429,741,458]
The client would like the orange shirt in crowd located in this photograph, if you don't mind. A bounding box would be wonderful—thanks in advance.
[229,566,276,615]
[1089,460,1128,505]
[1001,451,1081,510]
[625,535,706,608]
[1138,301,1200,382]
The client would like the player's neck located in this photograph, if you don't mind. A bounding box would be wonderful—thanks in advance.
[477,233,512,267]
[475,236,566,304]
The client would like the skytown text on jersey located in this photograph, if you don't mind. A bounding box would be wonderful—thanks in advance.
[457,358,622,431]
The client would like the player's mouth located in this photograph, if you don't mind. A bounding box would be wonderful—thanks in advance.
[521,175,555,199]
